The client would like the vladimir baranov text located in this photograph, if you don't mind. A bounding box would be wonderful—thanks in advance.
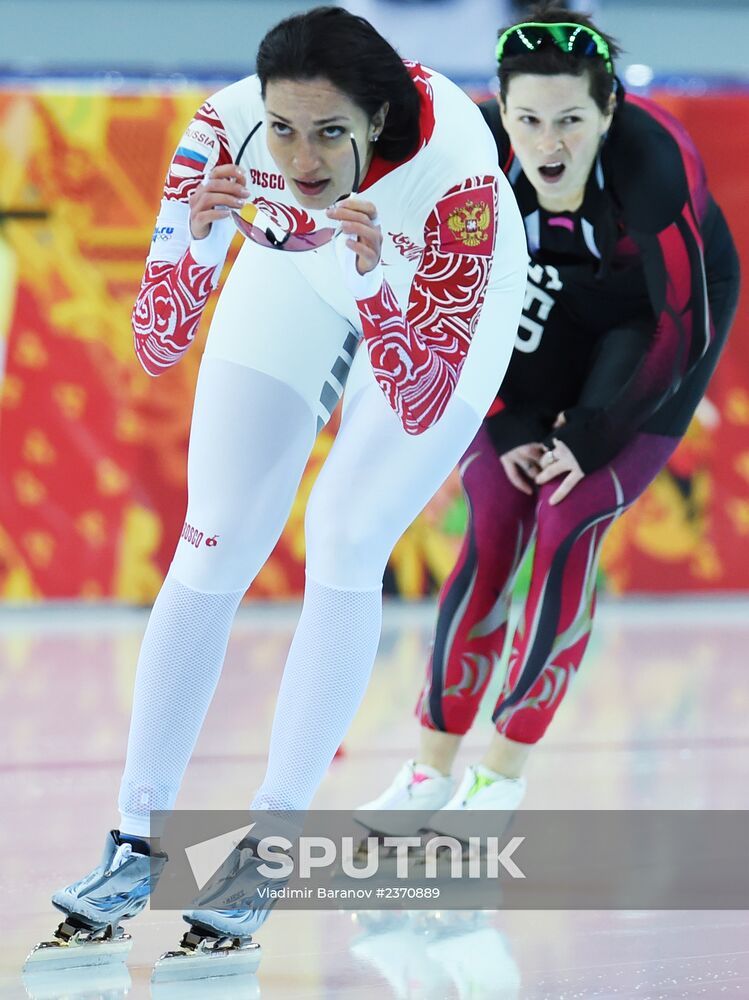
[256,887,442,900]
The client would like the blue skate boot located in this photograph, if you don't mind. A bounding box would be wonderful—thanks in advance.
[152,833,289,984]
[24,830,167,973]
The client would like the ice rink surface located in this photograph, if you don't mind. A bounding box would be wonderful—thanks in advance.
[1,597,748,999]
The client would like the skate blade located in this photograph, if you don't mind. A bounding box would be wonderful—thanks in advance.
[23,928,131,974]
[151,941,261,984]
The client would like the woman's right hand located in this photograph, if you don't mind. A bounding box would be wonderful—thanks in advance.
[500,443,546,495]
[189,165,249,240]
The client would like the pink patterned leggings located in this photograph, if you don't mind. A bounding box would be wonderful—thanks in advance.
[416,425,678,744]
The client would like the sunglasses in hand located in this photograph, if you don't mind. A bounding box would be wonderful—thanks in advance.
[231,121,361,252]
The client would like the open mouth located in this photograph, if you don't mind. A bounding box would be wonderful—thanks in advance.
[538,162,566,182]
[295,178,330,197]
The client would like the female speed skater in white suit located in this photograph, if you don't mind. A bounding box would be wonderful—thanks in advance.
[28,4,527,980]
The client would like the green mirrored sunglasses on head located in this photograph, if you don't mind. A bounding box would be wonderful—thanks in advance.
[496,21,613,75]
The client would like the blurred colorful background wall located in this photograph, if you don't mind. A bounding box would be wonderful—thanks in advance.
[0,78,746,602]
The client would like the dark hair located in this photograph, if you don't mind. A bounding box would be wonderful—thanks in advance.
[497,2,621,114]
[256,5,421,162]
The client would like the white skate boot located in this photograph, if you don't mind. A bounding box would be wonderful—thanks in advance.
[152,834,286,984]
[427,764,526,841]
[25,830,167,973]
[354,759,455,837]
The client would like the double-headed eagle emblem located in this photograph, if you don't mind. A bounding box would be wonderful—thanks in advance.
[446,200,491,248]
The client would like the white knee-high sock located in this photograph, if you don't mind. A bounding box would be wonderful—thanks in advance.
[118,574,244,836]
[117,362,316,836]
[252,578,382,811]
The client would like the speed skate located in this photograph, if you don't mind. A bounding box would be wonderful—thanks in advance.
[25,829,166,974]
[152,834,286,982]
[23,916,132,974]
[151,924,261,983]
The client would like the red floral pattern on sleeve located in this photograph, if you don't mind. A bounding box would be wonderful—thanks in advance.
[132,252,217,375]
[356,176,498,433]
[133,102,233,375]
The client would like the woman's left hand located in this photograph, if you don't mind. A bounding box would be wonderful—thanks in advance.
[327,198,382,275]
[535,437,585,505]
